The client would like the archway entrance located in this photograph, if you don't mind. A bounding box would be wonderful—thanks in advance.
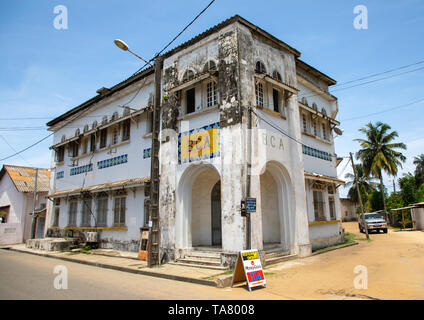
[260,170,281,246]
[259,161,294,251]
[177,164,222,249]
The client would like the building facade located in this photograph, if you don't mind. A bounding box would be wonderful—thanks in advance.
[46,15,344,267]
[340,197,360,222]
[0,165,50,245]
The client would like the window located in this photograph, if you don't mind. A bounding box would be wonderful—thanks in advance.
[90,133,96,152]
[302,114,308,133]
[203,60,217,72]
[313,120,318,136]
[0,206,10,223]
[111,127,119,145]
[96,194,108,227]
[207,81,217,107]
[81,198,91,227]
[68,200,78,226]
[55,146,65,162]
[145,111,153,134]
[328,186,336,220]
[81,137,89,154]
[322,123,327,140]
[113,196,126,227]
[313,190,326,221]
[182,69,195,82]
[255,82,264,107]
[53,199,60,227]
[255,61,266,73]
[68,141,79,158]
[272,89,279,112]
[99,128,107,148]
[272,70,282,81]
[186,88,195,114]
[122,119,130,141]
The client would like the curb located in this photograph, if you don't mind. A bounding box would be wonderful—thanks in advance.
[311,241,359,256]
[2,247,218,288]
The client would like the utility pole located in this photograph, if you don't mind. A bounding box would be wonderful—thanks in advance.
[147,55,162,267]
[30,168,38,239]
[349,153,369,240]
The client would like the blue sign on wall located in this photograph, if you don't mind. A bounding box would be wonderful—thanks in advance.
[246,198,256,213]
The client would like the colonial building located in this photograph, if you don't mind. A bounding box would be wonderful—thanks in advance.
[46,15,344,268]
[0,165,51,244]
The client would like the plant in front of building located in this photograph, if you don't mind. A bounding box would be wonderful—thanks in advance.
[355,121,407,214]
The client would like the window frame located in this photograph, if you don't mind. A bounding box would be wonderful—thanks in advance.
[81,197,92,227]
[312,189,326,222]
[113,196,126,227]
[68,199,78,227]
[96,195,108,227]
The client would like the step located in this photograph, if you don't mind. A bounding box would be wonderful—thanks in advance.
[168,261,228,271]
[265,253,298,266]
[185,253,221,262]
[177,258,222,266]
[265,250,290,259]
[191,246,222,252]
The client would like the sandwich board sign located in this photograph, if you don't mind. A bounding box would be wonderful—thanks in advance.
[231,249,266,291]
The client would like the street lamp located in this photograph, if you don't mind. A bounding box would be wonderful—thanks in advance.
[114,39,154,67]
[114,38,162,267]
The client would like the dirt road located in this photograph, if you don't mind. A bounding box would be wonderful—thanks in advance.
[253,222,424,299]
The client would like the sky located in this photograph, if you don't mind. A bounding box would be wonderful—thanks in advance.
[0,0,423,197]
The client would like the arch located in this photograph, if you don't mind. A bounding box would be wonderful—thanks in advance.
[259,161,294,251]
[101,116,108,125]
[83,124,89,133]
[176,163,220,249]
[123,106,131,116]
[203,60,217,72]
[182,69,195,82]
[92,120,98,130]
[321,108,327,116]
[255,60,266,73]
[61,135,66,143]
[301,97,308,106]
[312,102,318,111]
[75,128,80,137]
[111,111,119,122]
[272,70,282,81]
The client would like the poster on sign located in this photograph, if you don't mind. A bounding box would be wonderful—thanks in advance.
[231,249,266,291]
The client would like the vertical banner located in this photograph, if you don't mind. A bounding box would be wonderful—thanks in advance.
[231,249,266,291]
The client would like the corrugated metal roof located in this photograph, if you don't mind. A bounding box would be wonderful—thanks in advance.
[48,177,149,197]
[2,165,50,193]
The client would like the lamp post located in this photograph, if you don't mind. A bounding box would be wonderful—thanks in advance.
[114,39,162,266]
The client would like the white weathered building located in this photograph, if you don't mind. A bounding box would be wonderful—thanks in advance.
[0,165,51,244]
[46,15,344,267]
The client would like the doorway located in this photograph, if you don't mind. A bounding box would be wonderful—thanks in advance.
[211,181,221,246]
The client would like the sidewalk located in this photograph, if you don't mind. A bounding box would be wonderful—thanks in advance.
[1,244,233,288]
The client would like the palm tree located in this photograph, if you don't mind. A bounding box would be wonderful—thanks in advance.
[413,154,424,187]
[355,122,407,213]
[345,163,378,204]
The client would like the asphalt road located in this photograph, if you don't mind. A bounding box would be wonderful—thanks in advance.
[0,249,274,300]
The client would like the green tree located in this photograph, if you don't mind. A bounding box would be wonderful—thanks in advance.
[386,192,403,211]
[355,122,407,213]
[344,163,378,204]
[398,173,417,206]
[413,154,424,187]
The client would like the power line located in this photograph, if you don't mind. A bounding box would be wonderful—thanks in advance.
[0,3,216,162]
[299,64,424,99]
[340,97,424,122]
[331,59,424,88]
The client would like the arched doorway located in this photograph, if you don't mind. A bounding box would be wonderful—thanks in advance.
[176,164,221,249]
[259,161,294,251]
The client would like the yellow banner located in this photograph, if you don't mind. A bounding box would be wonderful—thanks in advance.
[180,125,219,163]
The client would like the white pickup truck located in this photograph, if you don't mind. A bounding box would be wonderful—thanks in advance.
[358,212,388,233]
